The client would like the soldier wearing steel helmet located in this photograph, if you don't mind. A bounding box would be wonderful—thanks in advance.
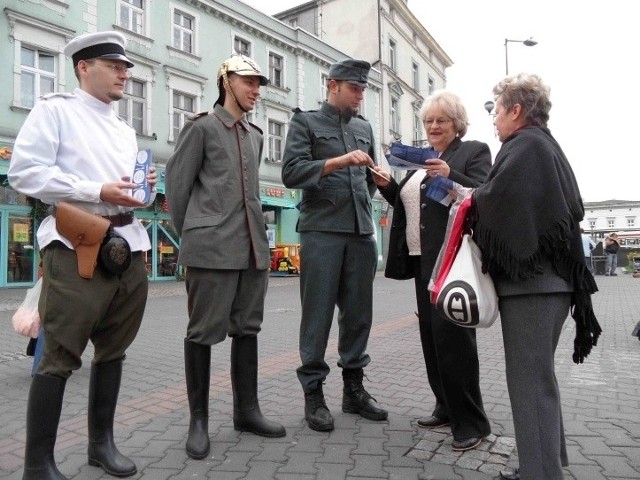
[165,54,285,460]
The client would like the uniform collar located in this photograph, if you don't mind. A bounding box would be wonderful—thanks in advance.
[75,88,114,116]
[213,104,250,131]
[320,101,355,124]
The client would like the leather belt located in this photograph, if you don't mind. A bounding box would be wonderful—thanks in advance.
[102,212,135,227]
[53,207,134,227]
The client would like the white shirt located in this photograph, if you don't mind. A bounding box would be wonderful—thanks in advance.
[400,169,427,256]
[9,88,151,252]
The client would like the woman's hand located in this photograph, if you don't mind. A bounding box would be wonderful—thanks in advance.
[369,166,391,187]
[425,158,450,178]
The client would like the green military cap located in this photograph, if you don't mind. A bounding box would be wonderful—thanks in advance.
[328,59,371,87]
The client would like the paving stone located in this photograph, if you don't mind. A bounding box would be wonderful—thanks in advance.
[349,453,388,478]
[0,276,638,479]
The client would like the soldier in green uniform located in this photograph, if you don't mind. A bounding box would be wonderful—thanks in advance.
[166,54,286,461]
[282,58,388,431]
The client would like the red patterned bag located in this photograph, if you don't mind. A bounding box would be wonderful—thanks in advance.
[429,192,473,304]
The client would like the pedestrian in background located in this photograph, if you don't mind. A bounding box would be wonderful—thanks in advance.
[472,73,601,480]
[604,233,621,276]
[372,91,492,451]
[281,58,387,432]
[9,31,155,479]
[581,228,596,273]
[166,54,286,461]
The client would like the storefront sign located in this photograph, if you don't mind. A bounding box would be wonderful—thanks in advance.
[13,223,29,242]
[265,187,285,197]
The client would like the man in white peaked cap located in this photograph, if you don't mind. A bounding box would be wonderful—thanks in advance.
[9,31,154,479]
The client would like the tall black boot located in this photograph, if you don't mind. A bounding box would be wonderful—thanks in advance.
[23,374,68,480]
[87,358,136,477]
[231,335,286,438]
[184,339,211,459]
[342,368,388,421]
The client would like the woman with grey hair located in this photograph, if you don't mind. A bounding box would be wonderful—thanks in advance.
[372,90,492,451]
[472,74,601,480]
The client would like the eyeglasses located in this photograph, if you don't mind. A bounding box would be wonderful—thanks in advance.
[104,63,130,75]
[88,60,130,77]
[423,119,452,127]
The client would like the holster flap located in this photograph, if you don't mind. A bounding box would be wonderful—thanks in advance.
[55,202,110,279]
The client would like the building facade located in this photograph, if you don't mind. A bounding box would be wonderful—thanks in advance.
[275,0,453,180]
[582,200,640,245]
[0,0,385,287]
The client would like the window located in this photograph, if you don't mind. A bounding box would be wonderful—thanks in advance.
[320,72,329,101]
[119,0,144,35]
[428,76,435,95]
[390,96,399,133]
[607,218,615,229]
[389,39,397,71]
[412,61,419,91]
[268,120,284,164]
[173,10,194,53]
[20,46,56,108]
[234,36,251,56]
[289,18,298,28]
[589,219,596,230]
[413,113,422,144]
[165,66,205,141]
[172,92,195,140]
[6,9,73,111]
[119,78,146,134]
[627,217,636,228]
[269,52,283,88]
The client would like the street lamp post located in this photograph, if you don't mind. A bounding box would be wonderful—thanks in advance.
[504,37,537,75]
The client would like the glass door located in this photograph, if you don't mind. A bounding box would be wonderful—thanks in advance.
[137,212,180,281]
[1,206,36,287]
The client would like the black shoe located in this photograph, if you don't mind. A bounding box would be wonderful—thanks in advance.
[499,467,520,480]
[417,415,450,429]
[304,386,334,431]
[342,369,388,421]
[451,436,482,451]
[611,273,618,276]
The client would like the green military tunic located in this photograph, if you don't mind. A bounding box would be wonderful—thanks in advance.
[282,101,378,392]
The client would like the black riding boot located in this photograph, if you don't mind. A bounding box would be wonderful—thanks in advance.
[23,374,68,480]
[342,368,388,421]
[87,358,136,477]
[184,339,211,459]
[231,335,286,437]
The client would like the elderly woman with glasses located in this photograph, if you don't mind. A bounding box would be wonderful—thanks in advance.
[371,90,492,452]
[472,73,601,480]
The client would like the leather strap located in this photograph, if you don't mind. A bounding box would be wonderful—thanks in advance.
[103,212,134,227]
[53,207,134,227]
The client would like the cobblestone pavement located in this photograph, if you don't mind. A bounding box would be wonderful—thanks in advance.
[0,272,638,479]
